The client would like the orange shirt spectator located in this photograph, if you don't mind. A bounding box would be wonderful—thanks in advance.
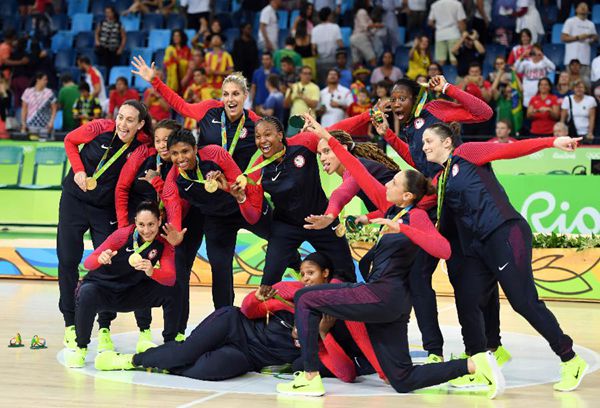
[108,77,140,118]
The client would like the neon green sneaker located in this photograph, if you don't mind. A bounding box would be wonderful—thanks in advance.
[276,371,326,396]
[493,346,512,368]
[553,355,588,392]
[175,332,186,342]
[95,350,135,371]
[448,372,488,388]
[97,328,115,353]
[65,347,87,368]
[136,329,158,353]
[471,351,505,399]
[63,325,76,349]
[425,354,444,364]
[261,363,294,375]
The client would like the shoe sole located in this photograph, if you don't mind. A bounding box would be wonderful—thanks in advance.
[484,351,505,399]
[277,389,325,397]
[553,363,589,392]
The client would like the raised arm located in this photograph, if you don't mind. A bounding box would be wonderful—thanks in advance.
[287,131,320,152]
[115,144,152,228]
[326,110,371,135]
[400,208,451,259]
[151,76,222,120]
[198,145,243,182]
[83,226,131,270]
[325,173,362,218]
[425,83,493,124]
[64,119,115,173]
[455,137,562,166]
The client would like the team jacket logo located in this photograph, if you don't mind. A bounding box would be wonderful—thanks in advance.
[293,155,305,168]
[452,164,459,177]
[414,118,425,129]
[148,249,158,260]
[239,128,248,139]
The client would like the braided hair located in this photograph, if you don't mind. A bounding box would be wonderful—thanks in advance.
[256,116,287,145]
[329,130,399,172]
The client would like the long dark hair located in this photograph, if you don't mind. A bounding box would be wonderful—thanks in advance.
[329,130,399,172]
[170,29,188,46]
[403,169,435,204]
[302,252,334,282]
[136,200,161,219]
[121,100,153,138]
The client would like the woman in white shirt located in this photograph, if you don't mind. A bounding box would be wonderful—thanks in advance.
[349,0,384,66]
[560,80,597,143]
[515,44,555,107]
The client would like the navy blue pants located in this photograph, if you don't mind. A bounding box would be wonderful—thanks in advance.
[261,220,356,286]
[294,282,468,393]
[74,279,179,349]
[133,307,259,380]
[57,191,116,327]
[468,220,575,362]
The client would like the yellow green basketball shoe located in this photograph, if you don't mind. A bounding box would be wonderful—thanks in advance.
[277,372,326,396]
[554,355,588,392]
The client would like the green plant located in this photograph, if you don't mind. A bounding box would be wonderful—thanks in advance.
[532,233,600,251]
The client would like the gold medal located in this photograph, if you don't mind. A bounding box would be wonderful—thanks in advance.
[335,223,346,238]
[204,179,218,193]
[128,253,143,267]
[85,177,97,191]
[236,174,247,189]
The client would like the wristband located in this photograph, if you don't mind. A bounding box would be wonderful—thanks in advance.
[237,195,247,204]
[442,83,451,95]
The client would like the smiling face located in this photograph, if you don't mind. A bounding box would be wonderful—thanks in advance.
[300,260,329,286]
[317,138,344,175]
[115,104,144,143]
[390,86,415,125]
[135,210,161,242]
[255,121,284,158]
[154,127,172,161]
[222,81,247,121]
[422,128,453,165]
[169,141,197,171]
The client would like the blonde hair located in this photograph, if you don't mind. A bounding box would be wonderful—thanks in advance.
[222,72,249,93]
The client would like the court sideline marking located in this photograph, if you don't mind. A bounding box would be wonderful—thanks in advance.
[177,391,228,407]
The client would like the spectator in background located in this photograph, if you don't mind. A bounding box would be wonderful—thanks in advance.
[251,53,278,110]
[487,55,512,96]
[232,23,259,81]
[567,59,590,90]
[204,33,233,94]
[0,77,11,138]
[193,19,226,48]
[406,35,431,80]
[6,37,33,110]
[279,56,300,92]
[164,29,192,94]
[144,70,171,126]
[77,55,108,113]
[292,1,315,36]
[553,121,569,137]
[591,54,600,83]
[459,62,492,102]
[404,0,427,36]
[515,0,544,44]
[310,0,341,14]
[311,7,343,85]
[259,74,285,123]
[351,66,372,102]
[507,29,533,66]
[350,0,384,67]
[561,79,596,143]
[108,77,140,118]
[428,0,466,66]
[21,72,57,137]
[95,6,125,73]
[473,0,492,44]
[72,82,102,127]
[318,68,352,127]
[274,37,303,71]
[180,0,210,32]
[378,0,402,51]
[370,50,403,87]
[335,49,352,89]
[0,29,16,79]
[555,71,574,104]
[293,21,317,78]
[57,73,79,132]
[123,0,176,15]
[452,30,486,79]
[515,44,555,107]
[182,68,215,129]
[561,2,598,78]
[494,76,521,134]
[488,120,517,143]
[284,65,319,131]
[347,87,371,118]
[258,0,281,53]
[527,77,560,137]
[180,47,205,91]
[426,62,443,80]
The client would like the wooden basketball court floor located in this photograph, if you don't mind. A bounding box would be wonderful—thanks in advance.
[1,279,599,407]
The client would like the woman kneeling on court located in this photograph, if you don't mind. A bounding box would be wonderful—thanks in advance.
[65,201,179,368]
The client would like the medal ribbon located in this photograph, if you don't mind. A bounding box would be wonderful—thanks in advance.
[436,153,453,229]
[377,204,413,243]
[240,147,286,185]
[92,132,132,180]
[132,228,153,254]
[221,111,246,155]
[178,162,207,184]
[412,85,428,118]
[156,154,165,210]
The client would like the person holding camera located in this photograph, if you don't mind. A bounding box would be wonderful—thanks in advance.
[284,65,320,133]
[451,30,486,79]
[515,44,556,107]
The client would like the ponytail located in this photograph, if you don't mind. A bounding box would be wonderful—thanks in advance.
[121,99,153,140]
[427,122,462,148]
[403,169,435,204]
[329,130,399,172]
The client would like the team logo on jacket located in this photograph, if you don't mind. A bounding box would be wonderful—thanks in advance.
[293,155,306,168]
[414,118,425,129]
[452,164,459,177]
[148,249,158,260]
[239,128,248,139]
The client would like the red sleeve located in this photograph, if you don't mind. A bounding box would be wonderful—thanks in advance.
[198,145,243,183]
[89,68,101,87]
[64,119,115,173]
[115,145,153,228]
[319,333,357,383]
[240,281,303,318]
[150,237,176,286]
[382,128,416,168]
[151,76,222,119]
[247,108,262,122]
[151,176,165,196]
[325,172,361,218]
[108,91,116,118]
[240,156,265,225]
[326,110,371,134]
[425,84,493,124]
[287,131,319,152]
[455,137,555,166]
[162,164,184,231]
[400,208,451,259]
[344,321,387,381]
[328,137,392,214]
[83,225,133,270]
[366,209,384,220]
[416,193,437,211]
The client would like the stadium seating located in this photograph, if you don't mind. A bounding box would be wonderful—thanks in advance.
[54,49,77,72]
[130,47,154,65]
[443,65,458,85]
[0,146,24,186]
[593,5,600,24]
[277,10,289,29]
[29,146,67,186]
[121,14,141,31]
[51,31,75,54]
[67,0,89,17]
[394,46,410,72]
[76,47,98,65]
[109,66,133,86]
[71,13,94,34]
[142,13,164,31]
[74,32,95,49]
[542,44,565,68]
[551,24,564,44]
[397,27,406,46]
[341,27,352,48]
[148,29,172,52]
[124,31,146,51]
[166,13,186,30]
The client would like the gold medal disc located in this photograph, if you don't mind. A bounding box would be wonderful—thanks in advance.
[204,179,218,193]
[128,253,143,267]
[236,174,248,189]
[335,223,346,238]
[86,177,97,190]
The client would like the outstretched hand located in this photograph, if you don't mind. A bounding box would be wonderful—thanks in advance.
[303,214,335,230]
[302,113,331,140]
[161,223,187,246]
[131,55,156,83]
[98,249,117,265]
[428,75,448,93]
[372,218,401,234]
[553,136,582,152]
